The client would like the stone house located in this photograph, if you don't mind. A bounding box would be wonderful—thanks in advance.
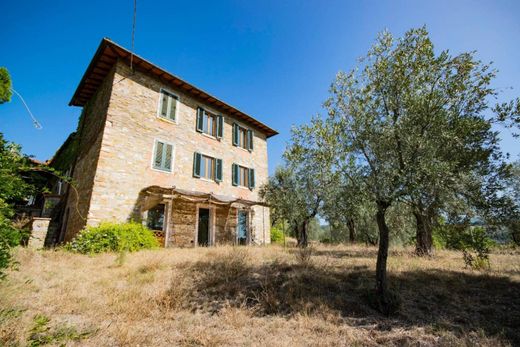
[46,38,277,247]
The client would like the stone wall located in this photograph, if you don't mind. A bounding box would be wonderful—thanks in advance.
[63,67,115,241]
[65,60,271,244]
[167,199,241,247]
[28,217,51,249]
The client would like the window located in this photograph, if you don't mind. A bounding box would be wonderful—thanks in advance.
[232,163,255,189]
[196,107,223,138]
[193,152,223,182]
[233,123,253,151]
[147,204,165,231]
[158,90,177,121]
[201,155,215,180]
[153,140,174,172]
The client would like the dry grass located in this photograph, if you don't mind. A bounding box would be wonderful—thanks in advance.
[1,244,519,346]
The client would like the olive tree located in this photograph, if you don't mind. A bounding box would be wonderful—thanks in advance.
[325,27,508,311]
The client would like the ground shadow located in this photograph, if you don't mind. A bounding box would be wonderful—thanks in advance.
[170,254,520,345]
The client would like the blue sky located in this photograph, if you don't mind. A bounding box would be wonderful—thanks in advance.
[2,0,519,173]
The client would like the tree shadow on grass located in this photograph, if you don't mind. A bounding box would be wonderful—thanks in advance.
[168,253,520,345]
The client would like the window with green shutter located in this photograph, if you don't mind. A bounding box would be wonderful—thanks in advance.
[153,140,174,172]
[158,90,177,121]
[194,152,222,183]
[233,123,253,151]
[196,107,223,139]
[232,163,255,189]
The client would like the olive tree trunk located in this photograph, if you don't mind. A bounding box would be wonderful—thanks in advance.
[413,207,434,256]
[375,201,391,313]
[347,217,356,243]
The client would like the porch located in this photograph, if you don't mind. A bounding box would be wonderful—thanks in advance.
[140,186,267,247]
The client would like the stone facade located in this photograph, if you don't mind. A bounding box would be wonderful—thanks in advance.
[63,60,271,246]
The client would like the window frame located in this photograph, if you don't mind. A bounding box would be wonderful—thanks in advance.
[232,163,255,189]
[151,139,175,173]
[197,106,223,139]
[202,110,218,137]
[156,88,179,123]
[233,122,254,151]
[193,152,223,183]
[200,154,216,180]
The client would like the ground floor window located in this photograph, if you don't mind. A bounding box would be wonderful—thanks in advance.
[147,204,165,231]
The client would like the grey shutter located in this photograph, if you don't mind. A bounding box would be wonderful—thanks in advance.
[217,115,223,139]
[168,95,177,121]
[232,163,238,186]
[164,144,173,171]
[160,92,168,117]
[154,141,164,169]
[215,158,223,182]
[248,168,255,189]
[196,108,204,132]
[232,123,239,146]
[193,152,202,177]
[247,129,253,151]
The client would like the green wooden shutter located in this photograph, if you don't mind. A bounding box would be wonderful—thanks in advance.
[193,152,202,177]
[232,163,238,186]
[217,115,223,139]
[247,129,253,151]
[215,158,223,182]
[248,168,255,189]
[232,123,239,146]
[196,108,204,132]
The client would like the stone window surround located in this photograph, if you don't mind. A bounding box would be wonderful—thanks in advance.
[197,104,224,141]
[156,88,180,124]
[233,160,255,190]
[233,119,254,152]
[151,138,176,173]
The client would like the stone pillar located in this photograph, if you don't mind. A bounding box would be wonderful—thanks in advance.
[28,217,51,249]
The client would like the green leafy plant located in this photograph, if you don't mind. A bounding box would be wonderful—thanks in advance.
[66,222,159,254]
[270,224,284,244]
[459,227,494,270]
[27,314,93,346]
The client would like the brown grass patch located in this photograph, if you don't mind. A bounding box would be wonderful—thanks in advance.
[1,244,519,346]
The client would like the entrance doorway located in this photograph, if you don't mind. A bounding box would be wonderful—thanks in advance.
[237,210,248,245]
[198,208,210,246]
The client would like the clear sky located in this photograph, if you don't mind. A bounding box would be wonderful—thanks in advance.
[2,0,519,173]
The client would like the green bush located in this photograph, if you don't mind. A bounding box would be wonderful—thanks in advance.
[434,223,494,269]
[459,227,494,270]
[270,225,284,244]
[0,202,22,280]
[66,222,159,254]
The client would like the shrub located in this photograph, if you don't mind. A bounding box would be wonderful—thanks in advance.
[459,227,494,270]
[0,202,22,280]
[66,222,159,254]
[270,225,284,244]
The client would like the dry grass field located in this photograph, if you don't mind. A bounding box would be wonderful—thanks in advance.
[1,244,519,346]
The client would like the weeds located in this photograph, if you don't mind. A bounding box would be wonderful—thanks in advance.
[27,314,94,346]
[1,245,519,346]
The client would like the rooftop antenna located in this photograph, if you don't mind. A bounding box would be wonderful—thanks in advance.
[11,88,42,129]
[130,0,137,73]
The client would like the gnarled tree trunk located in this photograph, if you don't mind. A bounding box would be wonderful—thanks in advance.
[347,217,356,243]
[414,210,433,256]
[297,219,309,248]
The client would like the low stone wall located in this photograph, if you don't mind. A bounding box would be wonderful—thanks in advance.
[28,217,51,249]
